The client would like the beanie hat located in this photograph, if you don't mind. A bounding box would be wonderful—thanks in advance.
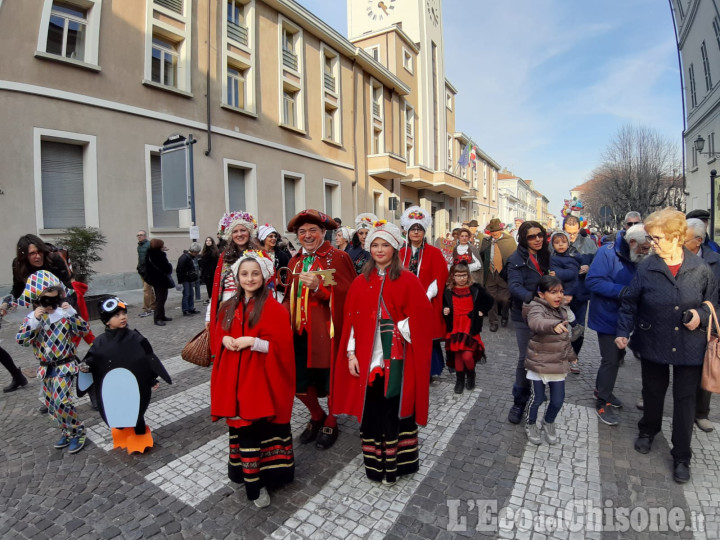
[17,270,68,307]
[230,250,274,281]
[258,224,277,242]
[99,296,128,325]
[355,213,379,231]
[365,220,404,251]
[218,211,258,240]
[400,206,432,232]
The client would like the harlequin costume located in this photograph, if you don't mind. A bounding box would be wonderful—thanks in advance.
[15,271,90,452]
[210,251,296,504]
[331,222,432,484]
[282,209,356,450]
[399,206,449,377]
[442,282,494,393]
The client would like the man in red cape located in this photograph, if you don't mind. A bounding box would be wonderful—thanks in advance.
[282,209,355,450]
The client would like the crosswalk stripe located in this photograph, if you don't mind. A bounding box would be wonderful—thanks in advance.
[86,380,211,451]
[267,383,479,539]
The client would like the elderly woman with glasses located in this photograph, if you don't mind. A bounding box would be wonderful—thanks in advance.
[506,221,551,424]
[616,207,717,484]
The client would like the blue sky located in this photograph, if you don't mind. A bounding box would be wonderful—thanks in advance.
[295,0,684,216]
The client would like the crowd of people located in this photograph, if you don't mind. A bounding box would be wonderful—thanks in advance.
[1,204,718,509]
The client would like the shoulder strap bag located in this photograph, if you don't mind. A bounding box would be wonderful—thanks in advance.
[701,301,720,393]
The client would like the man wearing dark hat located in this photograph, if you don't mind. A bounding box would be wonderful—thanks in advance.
[467,219,481,249]
[283,210,356,450]
[479,218,517,331]
[686,209,720,253]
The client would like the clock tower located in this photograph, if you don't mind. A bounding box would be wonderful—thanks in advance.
[348,0,448,171]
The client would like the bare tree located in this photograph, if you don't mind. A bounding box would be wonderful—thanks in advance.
[582,125,684,228]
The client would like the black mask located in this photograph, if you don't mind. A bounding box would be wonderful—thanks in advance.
[38,295,62,309]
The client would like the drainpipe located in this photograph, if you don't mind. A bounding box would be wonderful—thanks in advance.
[668,0,686,196]
[204,0,212,156]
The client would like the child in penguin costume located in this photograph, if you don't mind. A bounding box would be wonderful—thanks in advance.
[78,297,171,453]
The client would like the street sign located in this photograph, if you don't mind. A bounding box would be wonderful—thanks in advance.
[599,205,613,219]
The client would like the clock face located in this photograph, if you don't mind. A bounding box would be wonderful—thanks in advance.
[426,0,439,26]
[367,0,396,21]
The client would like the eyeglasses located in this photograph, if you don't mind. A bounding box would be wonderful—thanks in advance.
[645,234,665,244]
[525,233,545,241]
[136,234,145,237]
[626,221,641,226]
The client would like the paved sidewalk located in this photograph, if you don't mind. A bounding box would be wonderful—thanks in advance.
[0,292,718,539]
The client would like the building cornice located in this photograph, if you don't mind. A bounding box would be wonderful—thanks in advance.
[1,80,355,170]
[349,25,421,54]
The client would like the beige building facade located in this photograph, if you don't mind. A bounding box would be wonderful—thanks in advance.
[0,0,500,290]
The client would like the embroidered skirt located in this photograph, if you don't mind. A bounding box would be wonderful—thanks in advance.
[227,420,295,500]
[360,376,419,483]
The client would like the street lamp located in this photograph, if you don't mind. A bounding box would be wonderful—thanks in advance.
[694,135,720,157]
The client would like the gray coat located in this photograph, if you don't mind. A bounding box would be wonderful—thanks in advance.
[700,248,720,304]
[617,248,717,366]
[522,298,574,374]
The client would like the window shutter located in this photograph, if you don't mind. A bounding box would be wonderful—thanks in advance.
[151,154,179,228]
[228,167,246,211]
[154,0,183,15]
[41,141,85,229]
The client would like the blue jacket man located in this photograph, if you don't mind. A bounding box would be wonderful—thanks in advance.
[586,225,649,424]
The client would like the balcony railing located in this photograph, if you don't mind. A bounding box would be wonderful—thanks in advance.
[373,102,381,117]
[155,0,183,15]
[406,123,413,137]
[227,20,248,46]
[283,48,298,71]
[324,72,336,92]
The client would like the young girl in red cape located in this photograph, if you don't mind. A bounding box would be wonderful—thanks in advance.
[210,250,296,508]
[331,221,432,485]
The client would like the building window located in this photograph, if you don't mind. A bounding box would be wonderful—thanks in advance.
[473,164,478,190]
[227,167,246,211]
[227,0,249,46]
[402,48,413,73]
[692,145,698,167]
[492,171,496,201]
[283,90,298,128]
[373,191,383,219]
[689,64,698,108]
[372,83,383,119]
[282,28,299,71]
[701,41,713,92]
[321,45,341,143]
[227,65,246,109]
[223,159,257,214]
[324,181,340,218]
[151,37,178,87]
[483,165,488,197]
[710,132,716,158]
[366,46,380,61]
[34,129,99,231]
[150,153,180,228]
[145,0,190,92]
[282,173,305,226]
[446,91,453,110]
[447,134,453,172]
[37,0,102,66]
[370,79,384,154]
[405,103,415,166]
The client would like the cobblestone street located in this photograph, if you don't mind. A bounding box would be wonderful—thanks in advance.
[1,290,718,539]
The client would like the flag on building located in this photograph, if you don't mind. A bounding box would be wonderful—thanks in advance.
[458,143,470,168]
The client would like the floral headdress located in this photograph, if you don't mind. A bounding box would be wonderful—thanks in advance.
[400,205,432,232]
[218,211,258,240]
[365,220,404,251]
[354,213,379,231]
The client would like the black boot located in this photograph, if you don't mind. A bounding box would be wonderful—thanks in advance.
[3,373,28,393]
[454,372,465,394]
[465,370,476,391]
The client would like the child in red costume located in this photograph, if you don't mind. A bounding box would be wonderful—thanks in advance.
[210,250,296,508]
[442,263,494,394]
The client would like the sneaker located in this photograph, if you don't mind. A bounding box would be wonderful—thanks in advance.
[596,404,619,426]
[253,487,271,508]
[695,418,714,432]
[54,435,71,449]
[138,311,152,318]
[68,435,86,454]
[593,390,623,408]
[525,422,542,445]
[569,361,580,374]
[508,404,524,424]
[542,421,558,445]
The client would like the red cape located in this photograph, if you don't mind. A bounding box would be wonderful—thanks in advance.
[281,241,356,369]
[330,269,432,426]
[399,243,449,339]
[210,296,296,424]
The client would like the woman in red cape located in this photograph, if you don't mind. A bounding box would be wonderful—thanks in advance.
[210,251,295,508]
[331,221,432,485]
[398,206,449,378]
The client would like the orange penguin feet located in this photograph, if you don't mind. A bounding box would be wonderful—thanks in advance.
[112,426,154,454]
